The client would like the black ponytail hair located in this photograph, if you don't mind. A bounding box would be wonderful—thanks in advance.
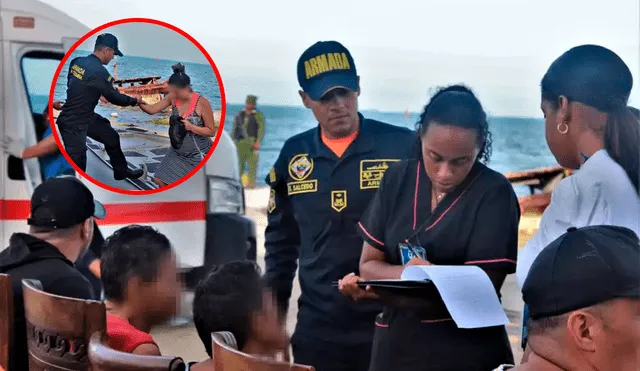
[168,63,190,88]
[414,84,492,164]
[541,44,640,193]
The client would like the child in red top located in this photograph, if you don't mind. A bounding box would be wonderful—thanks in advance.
[100,225,180,355]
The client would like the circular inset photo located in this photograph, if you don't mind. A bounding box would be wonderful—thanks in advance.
[50,18,226,195]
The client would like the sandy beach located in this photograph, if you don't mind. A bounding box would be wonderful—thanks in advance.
[152,186,537,364]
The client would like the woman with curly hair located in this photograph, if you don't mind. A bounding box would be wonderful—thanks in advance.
[338,84,520,370]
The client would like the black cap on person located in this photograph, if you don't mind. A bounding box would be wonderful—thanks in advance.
[523,225,640,320]
[27,176,106,229]
[95,33,123,57]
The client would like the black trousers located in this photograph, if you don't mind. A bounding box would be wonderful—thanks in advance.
[369,311,514,371]
[58,113,127,172]
[292,339,372,371]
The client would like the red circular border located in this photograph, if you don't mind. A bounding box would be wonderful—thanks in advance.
[49,17,227,196]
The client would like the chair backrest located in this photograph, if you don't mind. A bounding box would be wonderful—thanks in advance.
[211,332,314,371]
[21,279,106,371]
[88,332,185,371]
[0,274,13,371]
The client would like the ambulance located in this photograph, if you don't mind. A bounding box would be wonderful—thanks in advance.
[0,0,257,290]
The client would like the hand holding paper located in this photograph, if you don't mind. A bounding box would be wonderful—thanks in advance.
[401,265,509,329]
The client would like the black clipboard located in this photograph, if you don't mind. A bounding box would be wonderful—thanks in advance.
[332,279,433,290]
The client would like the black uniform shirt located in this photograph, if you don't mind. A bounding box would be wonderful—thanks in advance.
[358,159,520,371]
[265,113,416,345]
[359,159,520,274]
[57,54,137,129]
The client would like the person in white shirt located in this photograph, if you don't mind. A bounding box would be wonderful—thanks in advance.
[515,44,640,361]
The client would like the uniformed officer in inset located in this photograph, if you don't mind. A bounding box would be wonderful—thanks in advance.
[232,94,265,188]
[57,33,144,180]
[264,40,416,371]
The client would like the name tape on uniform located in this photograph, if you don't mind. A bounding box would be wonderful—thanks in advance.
[70,64,85,80]
[360,159,400,189]
[287,154,318,195]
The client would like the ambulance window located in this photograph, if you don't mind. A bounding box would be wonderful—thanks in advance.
[21,52,64,138]
[7,51,63,181]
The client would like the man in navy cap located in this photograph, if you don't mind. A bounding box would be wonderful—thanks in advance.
[501,225,640,371]
[0,175,105,371]
[57,33,144,180]
[264,41,416,371]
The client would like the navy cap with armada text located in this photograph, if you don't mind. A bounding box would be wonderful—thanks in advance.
[95,33,123,57]
[28,176,106,229]
[523,225,640,320]
[297,41,358,101]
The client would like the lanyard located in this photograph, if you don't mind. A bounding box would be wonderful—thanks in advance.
[404,169,484,250]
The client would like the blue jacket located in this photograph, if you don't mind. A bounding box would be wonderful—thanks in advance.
[39,126,74,179]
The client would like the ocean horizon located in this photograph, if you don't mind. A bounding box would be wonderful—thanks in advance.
[42,51,558,193]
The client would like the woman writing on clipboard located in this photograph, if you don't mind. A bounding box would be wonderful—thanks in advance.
[339,85,521,371]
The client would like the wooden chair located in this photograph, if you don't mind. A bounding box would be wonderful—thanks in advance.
[211,332,314,371]
[87,332,186,371]
[0,274,13,371]
[21,279,106,370]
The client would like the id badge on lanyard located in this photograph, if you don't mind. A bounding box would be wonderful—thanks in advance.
[398,242,426,265]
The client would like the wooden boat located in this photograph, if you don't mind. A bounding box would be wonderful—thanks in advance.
[100,61,169,106]
[505,165,573,215]
[113,76,169,105]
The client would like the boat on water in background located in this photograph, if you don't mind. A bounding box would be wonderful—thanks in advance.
[112,76,169,105]
[101,59,169,107]
[505,165,571,215]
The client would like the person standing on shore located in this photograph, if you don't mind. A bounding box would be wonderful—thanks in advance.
[264,41,416,371]
[232,95,265,188]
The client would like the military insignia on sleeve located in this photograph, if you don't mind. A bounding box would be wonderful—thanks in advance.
[331,190,348,212]
[269,167,276,184]
[108,75,113,82]
[268,189,276,213]
[287,154,318,195]
[359,159,400,189]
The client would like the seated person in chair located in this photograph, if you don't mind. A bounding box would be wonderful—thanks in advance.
[21,101,104,299]
[100,225,180,355]
[0,176,102,371]
[190,261,290,370]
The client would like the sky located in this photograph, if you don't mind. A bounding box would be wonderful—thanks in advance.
[74,23,208,64]
[41,0,640,117]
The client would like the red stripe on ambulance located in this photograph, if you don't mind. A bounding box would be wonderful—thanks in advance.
[0,199,206,225]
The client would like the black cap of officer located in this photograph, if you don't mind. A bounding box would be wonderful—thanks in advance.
[95,33,123,57]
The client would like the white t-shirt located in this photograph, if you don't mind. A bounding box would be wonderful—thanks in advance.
[516,149,640,287]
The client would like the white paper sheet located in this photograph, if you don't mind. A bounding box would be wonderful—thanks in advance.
[401,265,509,329]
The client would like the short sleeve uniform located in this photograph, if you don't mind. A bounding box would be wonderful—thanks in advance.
[358,159,519,371]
